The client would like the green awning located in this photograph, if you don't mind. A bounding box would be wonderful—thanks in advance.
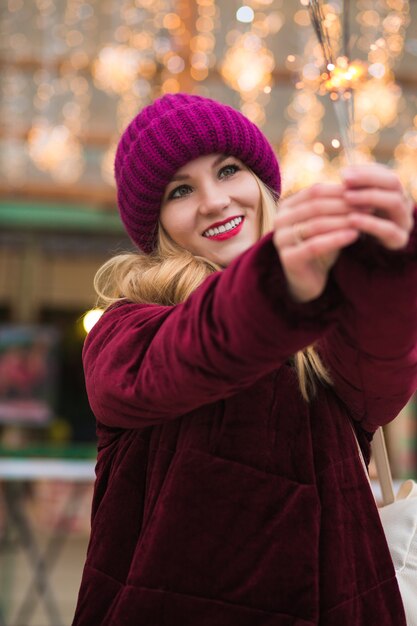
[0,201,124,234]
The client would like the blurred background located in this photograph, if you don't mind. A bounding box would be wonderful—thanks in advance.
[0,0,416,624]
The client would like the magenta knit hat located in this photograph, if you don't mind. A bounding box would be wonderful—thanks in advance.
[115,93,281,253]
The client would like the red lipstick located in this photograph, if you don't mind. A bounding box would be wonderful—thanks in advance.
[202,216,244,241]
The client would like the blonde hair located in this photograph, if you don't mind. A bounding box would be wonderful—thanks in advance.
[95,173,331,400]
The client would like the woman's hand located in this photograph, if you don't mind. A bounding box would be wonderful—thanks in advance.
[342,164,414,250]
[273,183,359,302]
[273,164,414,303]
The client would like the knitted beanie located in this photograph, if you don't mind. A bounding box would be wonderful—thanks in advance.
[115,93,281,253]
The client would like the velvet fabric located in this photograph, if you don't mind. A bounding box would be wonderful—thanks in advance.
[73,213,417,625]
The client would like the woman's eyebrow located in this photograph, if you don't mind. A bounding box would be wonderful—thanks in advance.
[170,154,229,182]
[170,172,191,182]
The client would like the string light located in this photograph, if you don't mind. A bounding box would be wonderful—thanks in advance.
[27,121,84,183]
[93,45,146,94]
[27,0,87,181]
[0,1,414,195]
[189,0,218,83]
[221,32,274,94]
[220,2,283,125]
[280,0,413,192]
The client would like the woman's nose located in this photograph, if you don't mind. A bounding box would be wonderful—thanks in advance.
[198,183,230,215]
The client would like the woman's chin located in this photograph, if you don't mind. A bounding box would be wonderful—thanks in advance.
[203,237,255,267]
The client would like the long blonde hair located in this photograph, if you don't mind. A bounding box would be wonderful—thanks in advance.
[95,174,331,400]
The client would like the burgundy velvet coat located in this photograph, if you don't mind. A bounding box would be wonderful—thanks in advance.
[73,216,417,626]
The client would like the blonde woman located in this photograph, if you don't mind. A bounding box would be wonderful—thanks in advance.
[72,93,417,626]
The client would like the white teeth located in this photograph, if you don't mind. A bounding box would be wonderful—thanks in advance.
[203,216,243,238]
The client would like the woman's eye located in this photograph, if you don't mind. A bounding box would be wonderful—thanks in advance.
[219,163,240,179]
[169,184,192,199]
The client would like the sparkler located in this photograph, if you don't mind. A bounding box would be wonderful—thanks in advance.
[308,0,366,163]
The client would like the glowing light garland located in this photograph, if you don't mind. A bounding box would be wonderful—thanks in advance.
[28,120,84,183]
[190,0,218,83]
[26,0,88,181]
[220,2,283,125]
[0,1,415,197]
[93,45,147,95]
[221,32,274,94]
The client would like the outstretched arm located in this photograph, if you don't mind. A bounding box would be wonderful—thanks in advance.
[274,164,417,430]
[320,165,417,431]
[319,230,417,432]
[274,163,417,431]
[84,234,342,429]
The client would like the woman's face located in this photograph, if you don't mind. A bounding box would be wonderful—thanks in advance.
[160,153,261,267]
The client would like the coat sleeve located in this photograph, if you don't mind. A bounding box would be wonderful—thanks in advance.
[83,233,341,428]
[318,208,417,433]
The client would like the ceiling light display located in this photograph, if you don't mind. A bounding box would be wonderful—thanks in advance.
[92,45,149,95]
[27,121,84,183]
[221,32,274,94]
[0,0,414,198]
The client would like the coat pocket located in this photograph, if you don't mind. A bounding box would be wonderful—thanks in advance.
[128,448,319,620]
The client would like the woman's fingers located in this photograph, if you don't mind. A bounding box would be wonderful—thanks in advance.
[275,228,359,302]
[281,183,345,209]
[273,165,414,301]
[341,164,414,249]
[342,164,403,192]
[279,229,359,263]
[274,215,356,249]
[344,188,413,231]
[276,197,351,230]
[347,212,410,249]
[274,187,360,301]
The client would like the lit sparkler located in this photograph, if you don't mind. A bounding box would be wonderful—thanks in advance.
[308,0,367,162]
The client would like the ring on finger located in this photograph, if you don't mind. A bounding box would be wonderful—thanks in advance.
[292,222,306,245]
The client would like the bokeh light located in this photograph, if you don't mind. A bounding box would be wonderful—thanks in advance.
[236,6,255,23]
[0,0,414,198]
[83,309,104,334]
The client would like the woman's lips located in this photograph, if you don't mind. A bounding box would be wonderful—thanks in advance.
[203,217,244,241]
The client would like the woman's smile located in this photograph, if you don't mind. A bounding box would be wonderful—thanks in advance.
[202,215,244,240]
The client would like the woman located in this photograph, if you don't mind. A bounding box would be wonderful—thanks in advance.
[72,93,417,625]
